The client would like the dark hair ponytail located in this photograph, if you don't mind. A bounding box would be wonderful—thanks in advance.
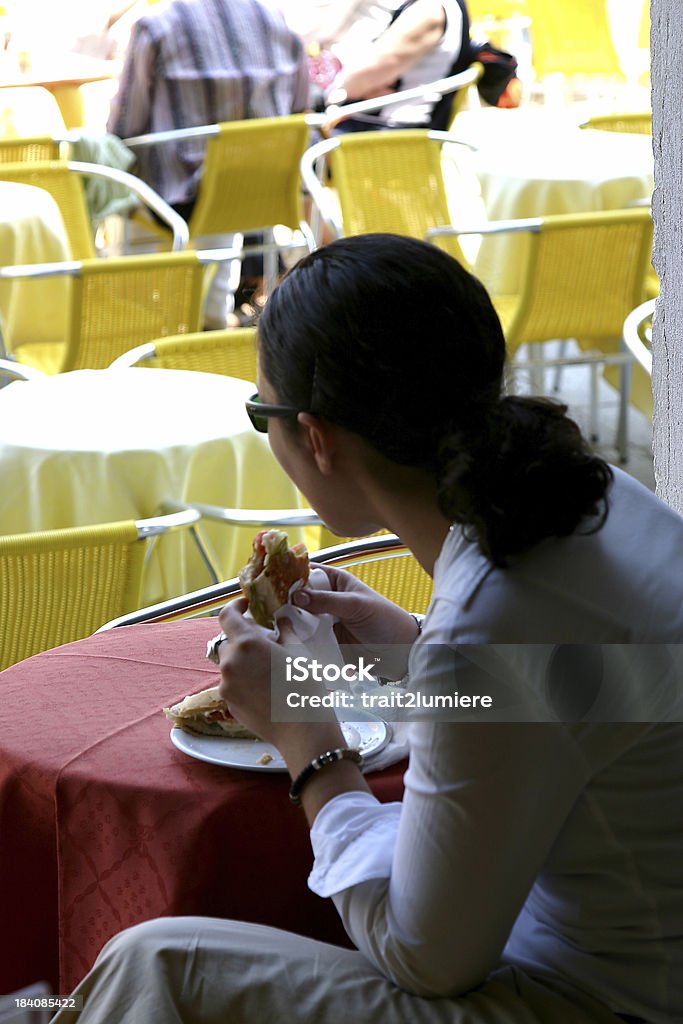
[258,234,613,568]
[436,395,613,566]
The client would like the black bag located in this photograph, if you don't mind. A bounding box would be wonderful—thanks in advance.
[468,39,520,108]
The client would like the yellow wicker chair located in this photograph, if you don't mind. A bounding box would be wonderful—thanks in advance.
[0,159,188,260]
[429,207,654,461]
[98,533,433,631]
[0,508,208,670]
[124,114,317,291]
[581,112,652,135]
[0,135,69,163]
[301,129,474,265]
[526,0,624,82]
[0,250,208,373]
[110,326,258,383]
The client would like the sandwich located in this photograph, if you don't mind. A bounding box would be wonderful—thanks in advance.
[164,686,258,739]
[239,529,309,629]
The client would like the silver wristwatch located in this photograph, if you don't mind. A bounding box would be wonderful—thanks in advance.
[206,631,228,665]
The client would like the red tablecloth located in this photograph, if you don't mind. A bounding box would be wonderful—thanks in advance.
[0,620,405,995]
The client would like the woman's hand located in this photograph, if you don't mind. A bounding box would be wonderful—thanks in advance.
[216,599,344,760]
[294,565,420,679]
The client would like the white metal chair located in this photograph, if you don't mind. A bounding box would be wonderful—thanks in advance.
[0,358,46,384]
[622,298,654,376]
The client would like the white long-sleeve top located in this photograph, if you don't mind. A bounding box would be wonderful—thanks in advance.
[309,468,683,1022]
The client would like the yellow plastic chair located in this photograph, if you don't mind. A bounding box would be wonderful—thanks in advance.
[526,0,624,81]
[0,135,69,163]
[110,326,257,382]
[98,533,433,631]
[0,159,188,260]
[430,207,654,461]
[0,250,209,373]
[301,129,474,265]
[0,86,66,137]
[124,114,317,291]
[581,112,652,135]
[0,508,211,671]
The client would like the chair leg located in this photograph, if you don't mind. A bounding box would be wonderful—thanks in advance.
[589,363,599,443]
[616,357,633,464]
[552,340,568,392]
[263,229,279,297]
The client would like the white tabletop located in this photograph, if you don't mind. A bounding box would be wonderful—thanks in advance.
[448,108,654,295]
[0,368,304,604]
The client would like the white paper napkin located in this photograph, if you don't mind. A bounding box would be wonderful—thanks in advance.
[272,569,409,772]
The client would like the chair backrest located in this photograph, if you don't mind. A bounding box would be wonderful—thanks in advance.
[526,0,623,79]
[505,207,654,353]
[115,326,258,382]
[0,519,145,670]
[0,135,66,163]
[187,114,311,238]
[582,112,652,135]
[0,86,67,137]
[323,130,468,265]
[0,160,94,259]
[64,251,206,371]
[316,536,434,614]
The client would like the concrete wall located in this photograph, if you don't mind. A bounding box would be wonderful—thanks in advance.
[651,0,683,509]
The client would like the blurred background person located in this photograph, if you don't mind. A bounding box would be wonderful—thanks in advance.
[107,0,309,328]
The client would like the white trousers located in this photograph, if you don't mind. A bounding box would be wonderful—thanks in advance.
[51,916,626,1024]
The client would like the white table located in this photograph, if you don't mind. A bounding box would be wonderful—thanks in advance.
[0,181,72,356]
[0,368,304,604]
[450,108,654,294]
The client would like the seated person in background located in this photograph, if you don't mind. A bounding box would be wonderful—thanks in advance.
[107,0,310,328]
[280,0,472,129]
[328,0,471,129]
[53,235,683,1024]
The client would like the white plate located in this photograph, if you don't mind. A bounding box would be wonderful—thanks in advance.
[170,718,390,772]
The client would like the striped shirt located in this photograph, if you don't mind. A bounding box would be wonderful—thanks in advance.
[107,0,310,206]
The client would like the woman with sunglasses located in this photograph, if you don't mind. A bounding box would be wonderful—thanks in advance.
[55,234,683,1024]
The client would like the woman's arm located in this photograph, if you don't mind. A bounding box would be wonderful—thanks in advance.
[331,0,446,100]
[315,719,588,997]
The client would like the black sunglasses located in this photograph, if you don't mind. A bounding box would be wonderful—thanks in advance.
[245,392,301,433]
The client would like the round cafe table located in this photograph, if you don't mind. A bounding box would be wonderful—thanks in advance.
[449,108,654,294]
[0,619,406,995]
[0,368,304,604]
